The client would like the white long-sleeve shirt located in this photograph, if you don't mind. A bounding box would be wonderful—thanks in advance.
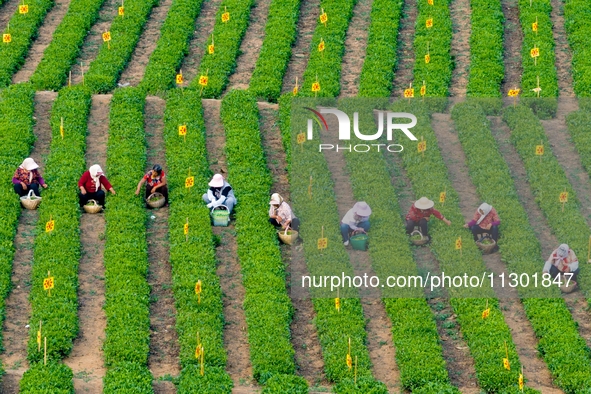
[341,208,369,231]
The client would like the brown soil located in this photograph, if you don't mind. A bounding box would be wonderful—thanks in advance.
[63,94,110,393]
[431,112,560,392]
[118,0,174,87]
[144,97,180,389]
[202,99,254,390]
[384,151,480,393]
[258,105,328,388]
[11,0,71,84]
[391,0,417,97]
[0,0,21,30]
[338,0,373,98]
[549,0,574,97]
[540,100,591,225]
[0,92,56,393]
[319,113,400,392]
[490,114,591,353]
[449,0,471,97]
[281,0,320,94]
[179,0,223,86]
[225,0,272,93]
[500,0,523,94]
[70,0,118,86]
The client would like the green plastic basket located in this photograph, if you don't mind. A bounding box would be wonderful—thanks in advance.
[350,233,368,251]
[211,206,230,226]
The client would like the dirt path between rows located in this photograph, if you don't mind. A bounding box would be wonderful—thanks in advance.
[319,115,399,392]
[12,0,71,84]
[338,0,373,98]
[64,94,110,393]
[202,99,254,391]
[449,0,471,97]
[179,0,223,86]
[281,0,320,94]
[500,0,523,94]
[258,105,328,389]
[0,92,56,394]
[0,0,22,31]
[549,0,574,97]
[432,112,561,392]
[225,0,273,92]
[70,0,118,85]
[144,97,179,394]
[383,151,480,393]
[118,0,174,87]
[490,114,591,353]
[391,0,417,97]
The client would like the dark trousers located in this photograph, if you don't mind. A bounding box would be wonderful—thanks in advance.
[341,221,370,242]
[79,190,105,207]
[14,183,40,197]
[145,185,168,206]
[270,217,300,231]
[549,265,580,283]
[470,225,499,242]
[406,219,428,236]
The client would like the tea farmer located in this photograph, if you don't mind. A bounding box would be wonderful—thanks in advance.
[78,164,116,207]
[135,164,168,206]
[269,193,299,231]
[203,173,236,214]
[543,244,580,289]
[405,197,451,238]
[341,202,372,246]
[463,203,500,242]
[13,158,47,197]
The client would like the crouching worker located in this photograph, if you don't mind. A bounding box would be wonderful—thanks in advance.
[543,244,580,291]
[202,174,236,213]
[13,158,48,197]
[341,202,372,246]
[463,203,500,242]
[136,164,168,206]
[405,197,451,238]
[269,193,299,230]
[78,164,115,207]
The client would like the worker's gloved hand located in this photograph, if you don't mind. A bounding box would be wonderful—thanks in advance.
[207,201,215,209]
[212,196,226,208]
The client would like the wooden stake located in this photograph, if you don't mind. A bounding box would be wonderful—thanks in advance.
[68,71,71,87]
[348,337,351,356]
[200,345,205,376]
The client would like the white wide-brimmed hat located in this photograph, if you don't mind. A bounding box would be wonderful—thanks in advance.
[414,197,434,210]
[353,201,372,216]
[209,174,224,187]
[269,193,283,205]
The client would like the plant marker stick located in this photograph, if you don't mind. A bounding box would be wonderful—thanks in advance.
[200,346,204,376]
[68,71,72,87]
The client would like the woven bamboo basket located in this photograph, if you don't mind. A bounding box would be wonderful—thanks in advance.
[83,199,102,214]
[476,235,497,254]
[146,192,165,208]
[20,190,42,210]
[278,229,298,245]
[410,229,429,246]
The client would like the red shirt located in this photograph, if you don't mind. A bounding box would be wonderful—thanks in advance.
[143,170,165,187]
[78,171,112,193]
[406,205,444,222]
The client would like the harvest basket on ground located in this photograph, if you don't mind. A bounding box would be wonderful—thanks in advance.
[83,199,102,214]
[278,228,298,245]
[20,190,42,210]
[211,205,230,226]
[476,234,496,254]
[350,232,368,251]
[410,229,429,246]
[146,192,165,208]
